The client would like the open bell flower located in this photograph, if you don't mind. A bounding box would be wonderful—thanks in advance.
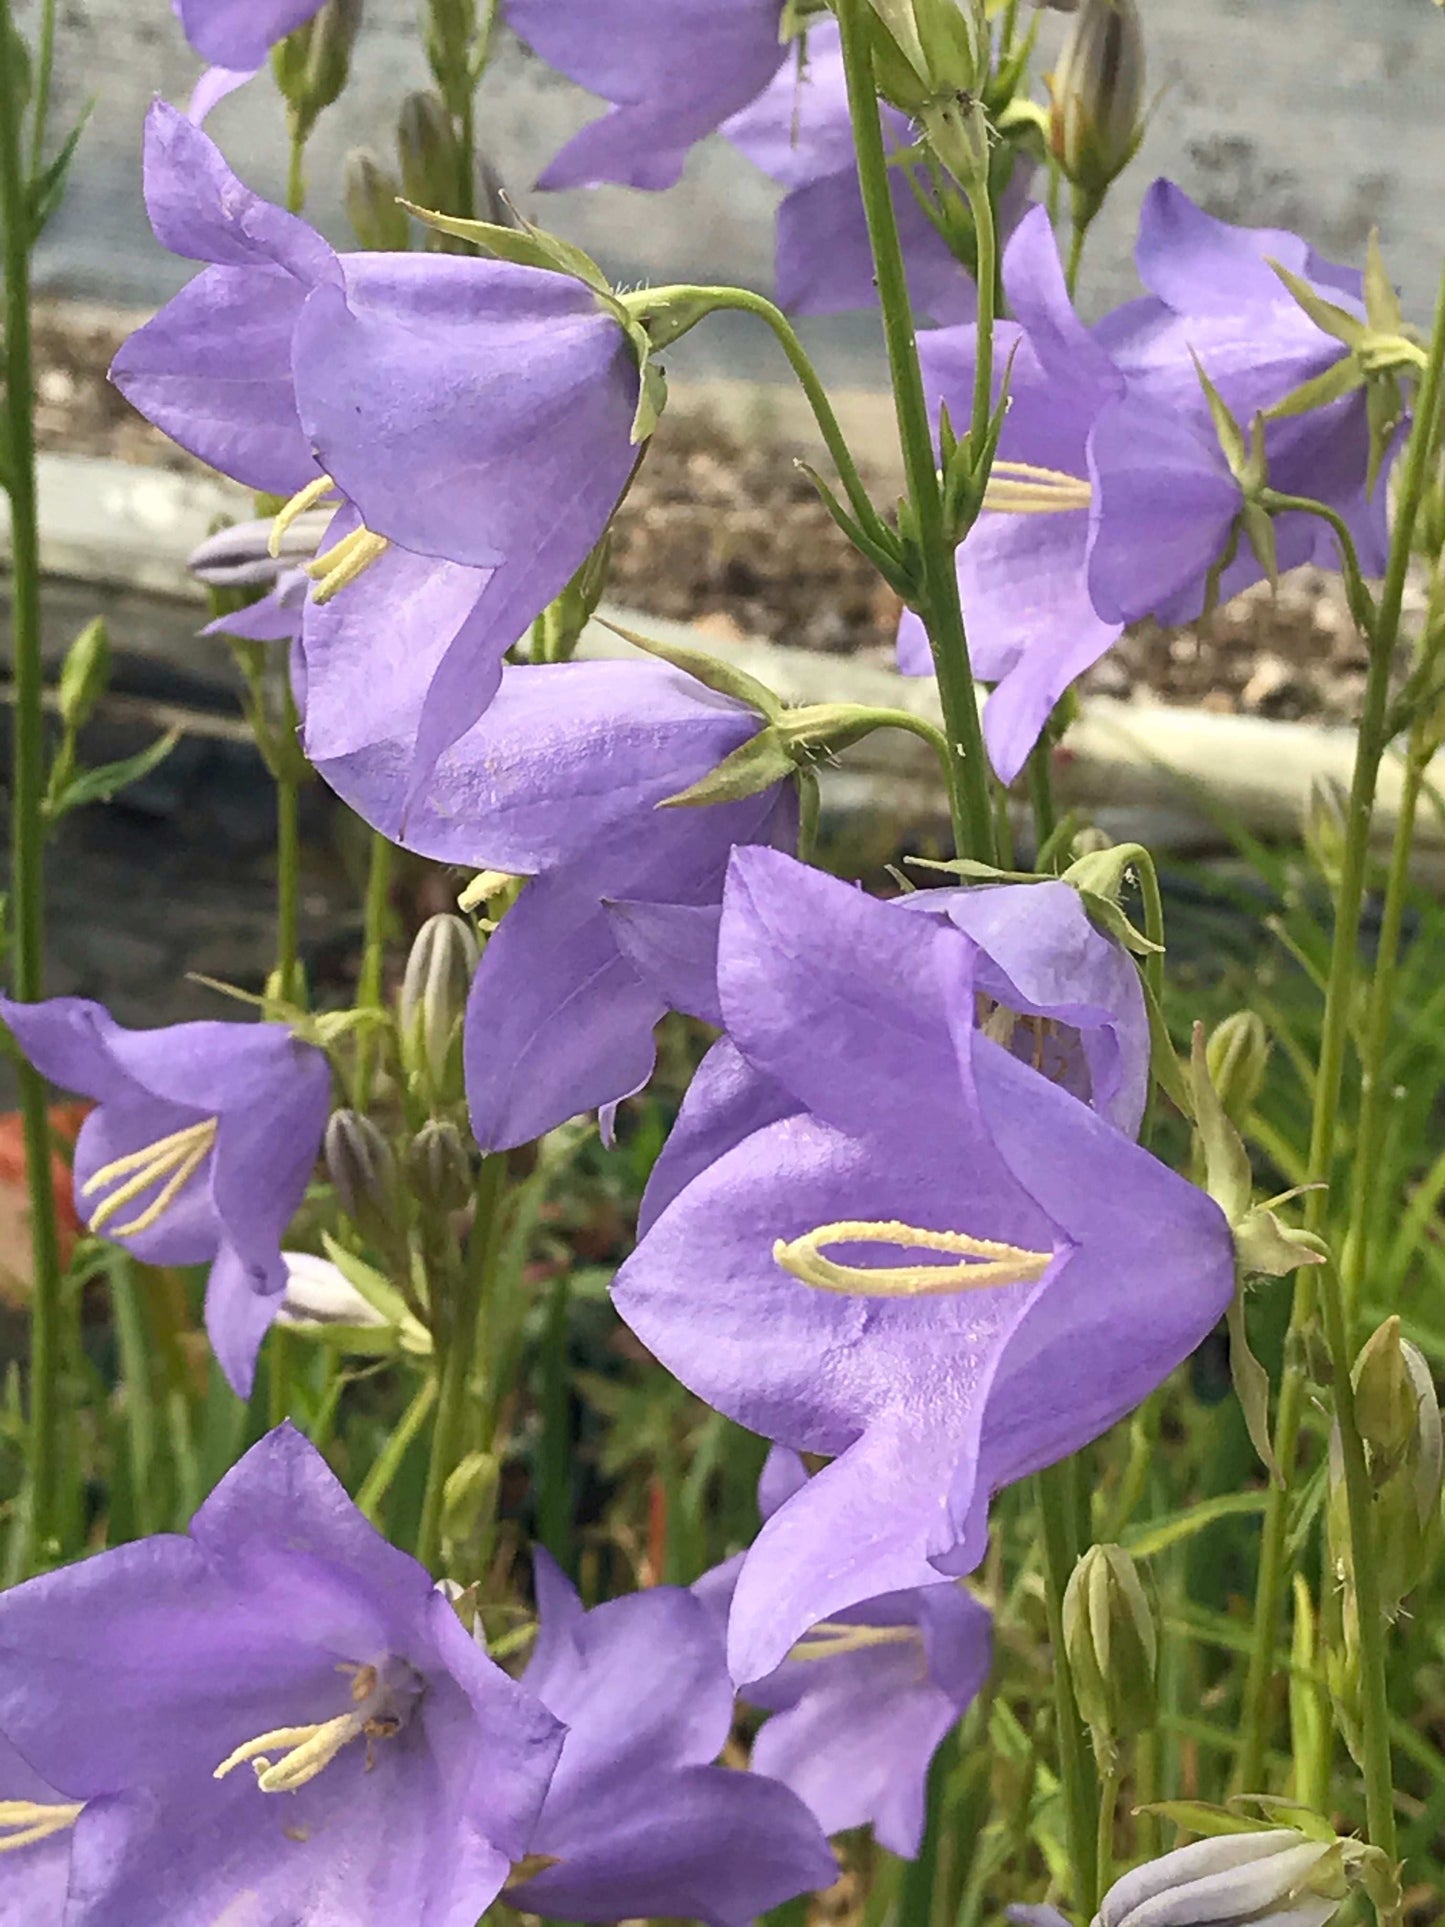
[110,102,644,801]
[897,204,1127,782]
[694,1446,992,1856]
[314,656,797,1152]
[511,0,789,192]
[507,1550,836,1924]
[613,849,1234,1683]
[0,995,331,1396]
[0,1425,565,1927]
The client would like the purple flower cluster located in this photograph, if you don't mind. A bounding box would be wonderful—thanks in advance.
[898,191,1389,780]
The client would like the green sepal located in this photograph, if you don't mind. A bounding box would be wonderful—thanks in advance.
[399,200,614,297]
[318,1232,432,1353]
[1233,1203,1328,1277]
[1189,1023,1252,1224]
[1076,888,1162,960]
[904,855,1046,885]
[1265,355,1364,422]
[1140,975,1194,1121]
[597,617,785,722]
[629,353,667,446]
[661,730,797,808]
[1267,259,1367,351]
[1134,1800,1266,1839]
[1227,1286,1282,1487]
[1191,351,1248,476]
[1226,1797,1338,1844]
[1362,228,1403,334]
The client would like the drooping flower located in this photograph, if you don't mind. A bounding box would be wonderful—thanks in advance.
[721,22,993,321]
[613,849,1235,1683]
[0,1732,79,1925]
[314,656,797,1151]
[0,996,331,1395]
[897,203,1127,782]
[0,1425,565,1927]
[510,0,789,193]
[695,1447,992,1855]
[1086,181,1390,625]
[111,103,643,798]
[507,1550,836,1924]
[172,0,327,71]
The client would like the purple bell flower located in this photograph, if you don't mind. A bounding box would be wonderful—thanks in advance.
[0,995,331,1396]
[312,657,797,1151]
[897,204,1127,783]
[1087,181,1387,625]
[0,1732,78,1924]
[511,0,789,192]
[613,849,1235,1682]
[172,0,327,71]
[111,104,643,797]
[508,1550,837,1924]
[0,1426,565,1927]
[695,1446,992,1856]
[722,22,985,321]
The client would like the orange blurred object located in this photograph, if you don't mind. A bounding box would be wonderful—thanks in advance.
[0,1102,89,1301]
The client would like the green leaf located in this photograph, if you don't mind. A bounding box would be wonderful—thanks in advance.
[1137,1800,1267,1840]
[1121,1491,1268,1559]
[28,100,94,239]
[597,616,785,722]
[43,727,181,823]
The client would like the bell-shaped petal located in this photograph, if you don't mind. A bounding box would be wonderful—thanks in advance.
[173,0,328,71]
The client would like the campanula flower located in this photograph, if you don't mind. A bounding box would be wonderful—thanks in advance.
[508,1550,836,1924]
[614,850,1234,1682]
[173,0,327,70]
[112,103,643,798]
[314,657,797,1151]
[695,1447,992,1854]
[0,1426,565,1927]
[511,0,789,192]
[0,996,331,1396]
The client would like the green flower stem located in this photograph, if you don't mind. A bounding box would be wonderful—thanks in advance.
[416,1153,506,1573]
[1095,1760,1119,1907]
[27,0,56,178]
[286,130,306,215]
[1035,1464,1098,1912]
[1,0,68,1573]
[968,180,998,465]
[275,769,303,1004]
[835,0,995,863]
[357,1374,438,1523]
[354,828,394,1108]
[108,1254,159,1539]
[1235,255,1445,1799]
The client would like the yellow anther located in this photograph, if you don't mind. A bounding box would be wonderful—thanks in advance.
[788,1621,921,1662]
[0,1799,84,1854]
[214,1714,365,1794]
[772,1219,1053,1298]
[83,1118,218,1237]
[269,474,341,557]
[305,526,392,604]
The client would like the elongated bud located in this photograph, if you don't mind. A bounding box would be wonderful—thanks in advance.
[404,1119,473,1216]
[865,0,989,113]
[344,148,409,250]
[1096,1830,1353,1927]
[1303,773,1348,891]
[400,913,479,1102]
[58,618,110,734]
[273,0,362,133]
[1329,1318,1442,1619]
[1205,1011,1269,1126]
[397,90,463,214]
[325,1110,404,1249]
[1048,0,1146,211]
[1063,1543,1156,1768]
[277,1251,389,1330]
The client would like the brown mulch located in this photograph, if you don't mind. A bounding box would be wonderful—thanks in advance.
[31,302,1379,726]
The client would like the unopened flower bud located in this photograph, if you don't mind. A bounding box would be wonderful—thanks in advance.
[344,148,409,251]
[865,0,989,114]
[277,1251,389,1329]
[189,515,327,591]
[273,0,362,132]
[58,618,110,734]
[1048,0,1145,213]
[404,1119,473,1215]
[1095,1830,1350,1927]
[397,90,463,213]
[1063,1542,1156,1766]
[1205,1011,1269,1126]
[325,1109,404,1248]
[1329,1318,1441,1619]
[400,913,479,1101]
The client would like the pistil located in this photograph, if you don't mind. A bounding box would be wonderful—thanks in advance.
[213,1659,421,1796]
[773,1219,1053,1297]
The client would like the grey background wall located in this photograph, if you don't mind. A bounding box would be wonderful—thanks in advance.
[14,0,1442,382]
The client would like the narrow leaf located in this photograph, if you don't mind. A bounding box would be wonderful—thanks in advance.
[44,727,181,822]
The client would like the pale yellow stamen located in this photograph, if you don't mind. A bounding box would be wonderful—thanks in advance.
[773,1219,1053,1298]
[305,526,392,604]
[788,1621,922,1662]
[982,462,1094,515]
[213,1662,412,1796]
[0,1799,84,1853]
[83,1118,218,1236]
[268,474,342,556]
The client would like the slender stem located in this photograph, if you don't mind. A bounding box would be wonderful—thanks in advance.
[356,1374,437,1522]
[1095,1760,1119,1908]
[415,1154,506,1573]
[1036,1465,1098,1911]
[275,773,302,1004]
[1,0,67,1574]
[1235,255,1445,1795]
[27,0,56,179]
[1026,739,1057,854]
[899,1724,956,1927]
[835,0,995,862]
[286,127,306,215]
[108,1254,159,1539]
[354,828,393,1107]
[969,184,997,465]
[536,1271,572,1570]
